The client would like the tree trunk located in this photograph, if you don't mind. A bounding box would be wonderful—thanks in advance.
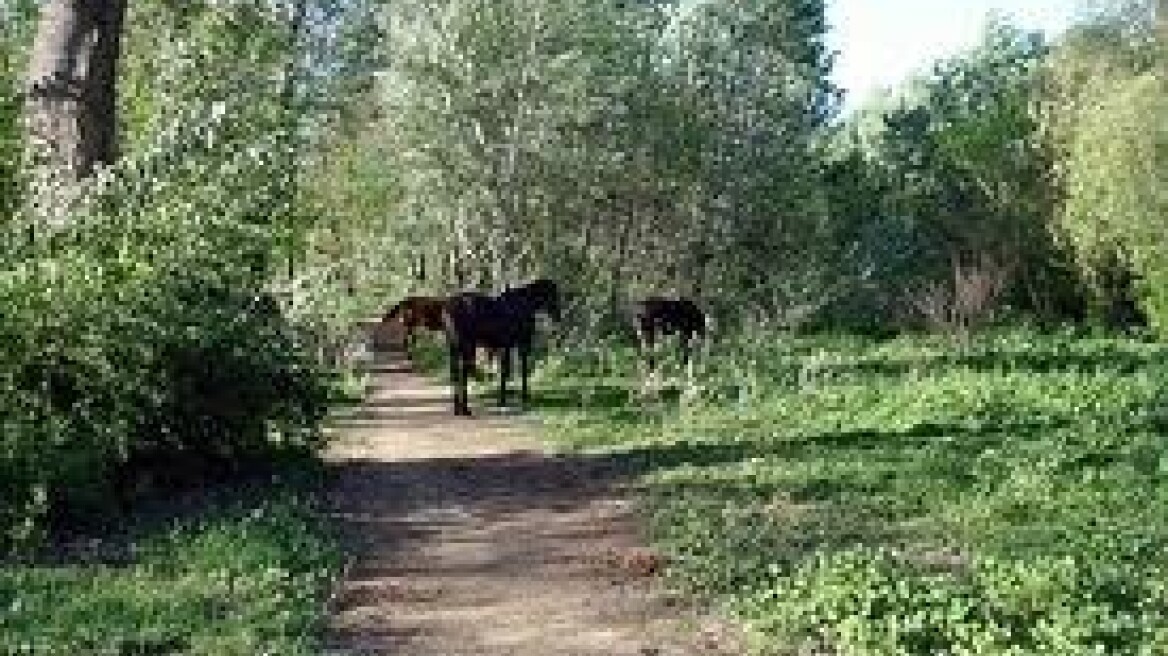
[25,0,126,183]
[282,0,308,280]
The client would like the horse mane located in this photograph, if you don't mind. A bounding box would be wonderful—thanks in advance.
[499,279,558,312]
[383,300,406,322]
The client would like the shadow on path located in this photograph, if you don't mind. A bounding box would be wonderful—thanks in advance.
[324,349,741,656]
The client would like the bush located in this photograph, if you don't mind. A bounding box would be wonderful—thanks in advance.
[0,250,333,551]
[1059,72,1168,333]
[538,328,1168,655]
[0,459,342,656]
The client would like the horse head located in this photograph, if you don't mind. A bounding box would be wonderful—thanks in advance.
[528,278,562,322]
[383,300,405,323]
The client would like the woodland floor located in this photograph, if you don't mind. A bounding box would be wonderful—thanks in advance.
[322,344,743,656]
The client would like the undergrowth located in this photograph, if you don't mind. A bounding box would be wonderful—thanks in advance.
[533,328,1168,655]
[0,456,341,656]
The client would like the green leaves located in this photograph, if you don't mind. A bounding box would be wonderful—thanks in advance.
[365,0,838,321]
[0,475,340,656]
[539,329,1168,655]
[1038,3,1166,333]
[1057,69,1168,332]
[830,18,1072,330]
[0,247,333,551]
[0,0,35,228]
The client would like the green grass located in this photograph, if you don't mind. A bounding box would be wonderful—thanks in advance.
[0,459,341,656]
[532,329,1168,655]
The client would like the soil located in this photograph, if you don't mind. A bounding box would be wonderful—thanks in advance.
[323,341,743,656]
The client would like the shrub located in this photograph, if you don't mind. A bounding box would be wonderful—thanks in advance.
[907,253,1013,344]
[0,250,333,551]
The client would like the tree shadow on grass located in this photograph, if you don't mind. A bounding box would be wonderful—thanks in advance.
[326,420,989,631]
[811,346,1168,380]
[19,448,325,568]
[551,383,674,414]
[531,383,632,412]
[328,409,1041,531]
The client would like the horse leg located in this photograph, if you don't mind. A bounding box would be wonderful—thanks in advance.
[401,318,412,349]
[461,348,476,415]
[448,341,461,414]
[450,342,471,416]
[641,327,656,371]
[498,347,511,408]
[520,343,530,405]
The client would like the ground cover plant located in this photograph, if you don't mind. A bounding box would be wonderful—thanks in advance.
[0,455,341,656]
[533,329,1168,655]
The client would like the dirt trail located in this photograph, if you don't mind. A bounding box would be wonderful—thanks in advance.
[323,346,741,656]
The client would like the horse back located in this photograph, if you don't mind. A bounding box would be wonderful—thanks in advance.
[443,293,488,331]
[416,297,447,330]
[444,293,530,349]
[635,297,706,335]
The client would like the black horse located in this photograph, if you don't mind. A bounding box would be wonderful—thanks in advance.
[634,296,707,368]
[443,279,562,416]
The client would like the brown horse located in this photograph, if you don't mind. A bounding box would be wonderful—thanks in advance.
[634,296,707,368]
[383,296,446,347]
[444,279,562,416]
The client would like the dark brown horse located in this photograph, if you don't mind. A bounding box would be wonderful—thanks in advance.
[634,296,707,368]
[383,296,446,347]
[444,279,561,416]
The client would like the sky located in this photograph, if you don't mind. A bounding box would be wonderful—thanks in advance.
[827,0,1086,110]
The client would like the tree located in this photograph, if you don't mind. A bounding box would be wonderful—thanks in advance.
[830,20,1069,327]
[1,0,38,229]
[25,0,127,183]
[369,0,838,334]
[1041,1,1164,328]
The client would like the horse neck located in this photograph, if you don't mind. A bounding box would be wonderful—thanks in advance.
[523,292,556,318]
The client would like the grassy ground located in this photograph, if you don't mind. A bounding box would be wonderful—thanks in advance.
[526,329,1168,655]
[0,357,370,656]
[0,455,341,656]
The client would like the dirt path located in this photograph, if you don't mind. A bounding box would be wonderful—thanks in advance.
[323,347,741,656]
